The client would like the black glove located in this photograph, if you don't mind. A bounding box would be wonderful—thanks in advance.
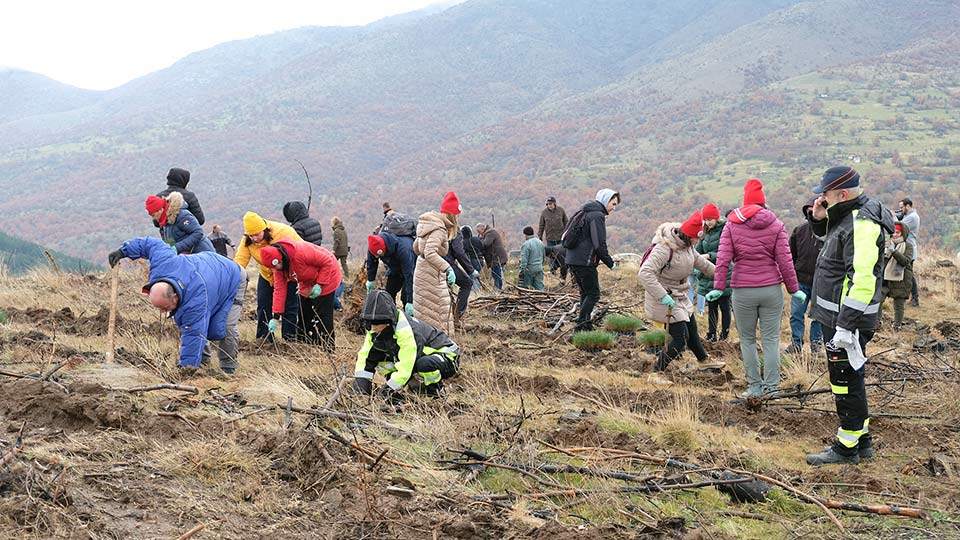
[108,250,125,268]
[376,384,403,404]
[352,377,373,395]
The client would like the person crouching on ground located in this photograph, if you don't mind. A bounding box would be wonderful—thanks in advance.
[638,211,724,381]
[352,290,461,402]
[259,240,342,352]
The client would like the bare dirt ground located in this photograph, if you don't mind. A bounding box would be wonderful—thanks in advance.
[1,253,959,539]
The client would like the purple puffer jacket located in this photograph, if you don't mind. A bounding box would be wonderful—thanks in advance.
[714,207,799,293]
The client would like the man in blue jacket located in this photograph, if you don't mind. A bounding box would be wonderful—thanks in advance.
[366,232,417,316]
[108,237,247,376]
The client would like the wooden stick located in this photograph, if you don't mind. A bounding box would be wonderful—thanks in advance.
[279,403,405,432]
[106,263,120,363]
[125,384,199,394]
[0,368,69,393]
[817,499,928,519]
[323,374,350,410]
[481,477,753,501]
[726,468,844,533]
[175,523,206,540]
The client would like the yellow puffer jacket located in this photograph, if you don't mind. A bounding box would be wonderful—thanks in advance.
[234,218,302,285]
[413,211,455,334]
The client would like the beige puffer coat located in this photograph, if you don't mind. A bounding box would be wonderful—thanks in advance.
[413,212,456,334]
[638,223,715,324]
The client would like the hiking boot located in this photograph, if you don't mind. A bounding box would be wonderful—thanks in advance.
[420,382,447,399]
[175,365,198,380]
[697,357,726,371]
[741,388,762,399]
[822,437,874,459]
[704,333,717,343]
[910,299,920,307]
[806,447,860,466]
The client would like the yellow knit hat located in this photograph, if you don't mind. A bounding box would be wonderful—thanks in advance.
[243,211,267,235]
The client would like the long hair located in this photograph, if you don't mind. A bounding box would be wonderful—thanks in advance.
[244,228,273,247]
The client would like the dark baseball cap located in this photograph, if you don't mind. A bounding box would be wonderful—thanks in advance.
[814,166,860,194]
[546,196,556,204]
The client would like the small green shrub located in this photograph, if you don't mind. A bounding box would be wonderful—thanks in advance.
[637,329,667,347]
[572,331,617,351]
[0,309,7,325]
[603,314,643,333]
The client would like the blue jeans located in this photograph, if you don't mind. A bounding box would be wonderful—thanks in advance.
[789,282,822,351]
[491,263,504,290]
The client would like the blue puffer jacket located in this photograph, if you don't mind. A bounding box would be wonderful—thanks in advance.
[161,205,215,254]
[366,232,417,302]
[120,237,243,367]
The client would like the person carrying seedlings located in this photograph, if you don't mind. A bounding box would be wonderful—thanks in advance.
[157,167,204,226]
[258,240,342,352]
[695,203,732,342]
[367,230,417,317]
[413,192,462,334]
[804,166,894,466]
[234,211,302,341]
[639,211,725,378]
[145,193,215,254]
[353,290,460,401]
[564,188,620,333]
[519,226,545,290]
[108,236,247,376]
[876,222,914,330]
[708,179,802,398]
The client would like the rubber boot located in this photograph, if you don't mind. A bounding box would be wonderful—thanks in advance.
[806,446,860,466]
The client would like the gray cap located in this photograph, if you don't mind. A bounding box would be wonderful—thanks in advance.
[361,290,398,324]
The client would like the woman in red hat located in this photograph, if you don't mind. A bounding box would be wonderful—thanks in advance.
[259,240,342,352]
[412,192,461,334]
[639,210,725,382]
[145,192,214,254]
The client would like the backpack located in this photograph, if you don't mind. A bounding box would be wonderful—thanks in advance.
[560,209,588,249]
[381,212,417,237]
[639,243,674,273]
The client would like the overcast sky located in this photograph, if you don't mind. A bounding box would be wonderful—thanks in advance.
[0,0,448,90]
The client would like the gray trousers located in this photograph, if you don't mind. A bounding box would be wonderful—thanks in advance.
[731,284,784,395]
[203,274,248,372]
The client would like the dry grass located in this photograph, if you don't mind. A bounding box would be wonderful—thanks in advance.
[153,439,268,485]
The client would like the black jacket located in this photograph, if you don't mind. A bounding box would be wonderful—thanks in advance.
[564,200,614,268]
[158,168,205,225]
[462,227,484,268]
[283,201,323,246]
[789,221,823,286]
[442,230,476,275]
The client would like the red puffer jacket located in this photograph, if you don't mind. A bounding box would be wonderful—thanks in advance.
[271,240,342,314]
[714,206,799,293]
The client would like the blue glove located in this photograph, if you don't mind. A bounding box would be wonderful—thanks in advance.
[791,289,807,303]
[610,263,617,270]
[705,289,723,302]
[660,294,675,308]
[446,268,456,285]
[308,284,322,299]
[404,303,414,317]
[267,319,279,333]
[366,280,376,293]
[471,270,479,279]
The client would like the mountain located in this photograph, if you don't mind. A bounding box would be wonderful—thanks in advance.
[0,230,99,275]
[0,68,102,124]
[1,0,958,261]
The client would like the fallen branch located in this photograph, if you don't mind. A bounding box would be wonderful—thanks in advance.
[0,422,25,468]
[279,402,406,433]
[125,384,199,395]
[176,523,206,540]
[321,425,433,470]
[479,477,754,501]
[726,468,844,533]
[0,368,69,393]
[818,499,928,519]
[323,373,350,409]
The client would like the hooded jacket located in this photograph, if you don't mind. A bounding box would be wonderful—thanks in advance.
[354,290,457,391]
[158,168,205,225]
[480,227,509,267]
[366,231,417,302]
[160,192,215,254]
[714,206,799,293]
[268,240,342,315]
[413,211,455,334]
[639,223,715,323]
[789,219,823,286]
[809,194,895,331]
[233,215,302,285]
[283,201,323,246]
[332,222,349,258]
[443,229,475,275]
[462,227,484,269]
[564,200,615,268]
[538,205,568,242]
[694,220,731,296]
[883,222,914,299]
[119,236,243,367]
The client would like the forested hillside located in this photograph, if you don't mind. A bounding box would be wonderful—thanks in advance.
[0,231,98,275]
[0,0,958,262]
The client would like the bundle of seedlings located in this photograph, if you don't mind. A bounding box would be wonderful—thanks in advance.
[603,314,644,337]
[638,329,668,354]
[571,330,617,352]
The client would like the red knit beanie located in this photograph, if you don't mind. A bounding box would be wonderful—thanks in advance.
[680,210,704,239]
[701,203,721,220]
[440,191,462,215]
[743,178,766,206]
[368,235,387,257]
[145,195,166,214]
[261,246,283,268]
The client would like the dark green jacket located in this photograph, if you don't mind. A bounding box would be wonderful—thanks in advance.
[695,220,732,296]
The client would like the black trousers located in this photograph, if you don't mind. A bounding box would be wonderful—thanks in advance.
[655,317,708,371]
[569,265,600,332]
[451,264,472,317]
[385,272,411,306]
[822,326,873,455]
[298,292,336,351]
[707,295,731,339]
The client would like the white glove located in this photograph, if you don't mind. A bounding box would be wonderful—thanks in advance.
[833,327,866,370]
[832,327,855,348]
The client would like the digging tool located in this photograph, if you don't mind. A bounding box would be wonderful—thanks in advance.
[106,263,120,363]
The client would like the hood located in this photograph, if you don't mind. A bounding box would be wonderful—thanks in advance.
[332,222,344,231]
[417,211,450,238]
[728,206,777,229]
[461,226,473,240]
[166,191,185,219]
[283,201,309,223]
[274,238,297,265]
[582,200,608,215]
[166,168,190,189]
[595,188,619,207]
[894,220,910,240]
[652,222,687,250]
[361,290,399,323]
